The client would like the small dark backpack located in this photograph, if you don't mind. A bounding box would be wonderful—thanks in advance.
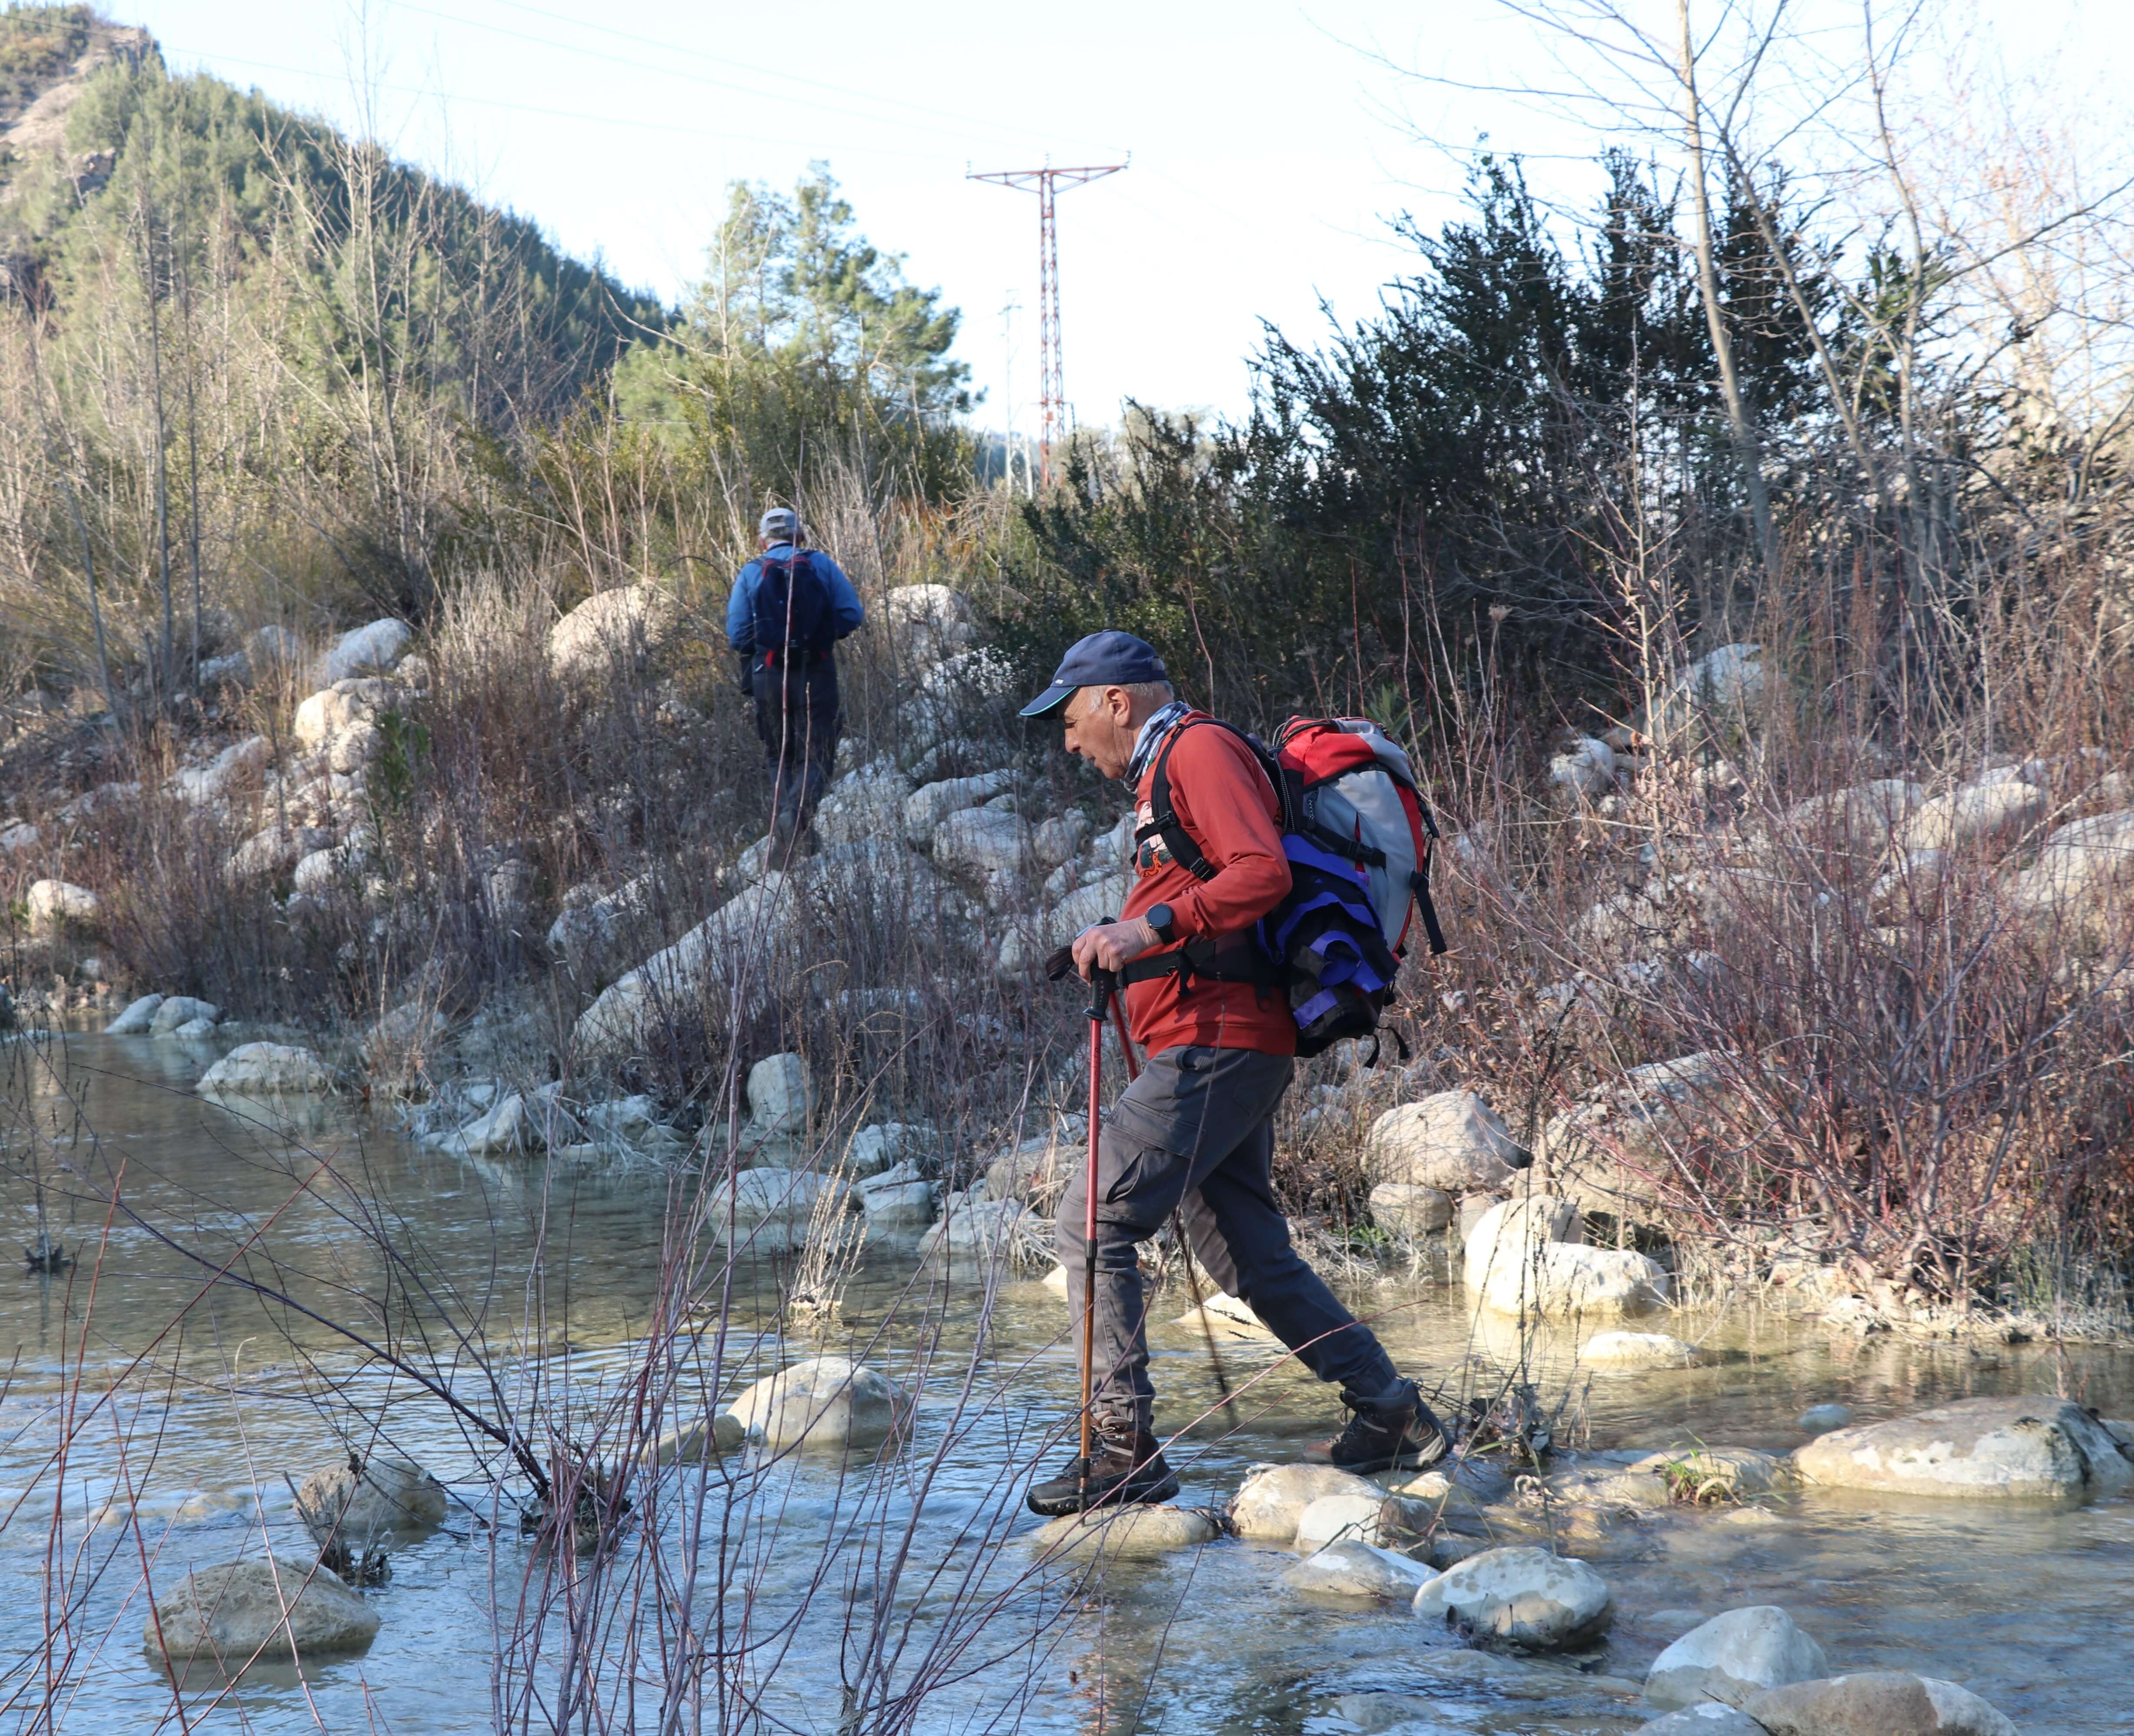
[1126,713,1447,1059]
[750,549,836,664]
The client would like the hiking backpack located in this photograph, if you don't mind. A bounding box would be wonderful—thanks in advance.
[1127,713,1447,1059]
[750,549,836,664]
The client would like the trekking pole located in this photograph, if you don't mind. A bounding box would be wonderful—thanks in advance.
[1080,963,1115,1498]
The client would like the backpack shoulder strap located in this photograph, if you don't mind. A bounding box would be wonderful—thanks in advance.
[1136,715,1283,885]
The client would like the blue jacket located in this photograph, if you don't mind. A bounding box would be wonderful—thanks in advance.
[726,543,865,654]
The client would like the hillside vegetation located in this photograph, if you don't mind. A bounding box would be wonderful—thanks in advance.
[0,10,2128,1314]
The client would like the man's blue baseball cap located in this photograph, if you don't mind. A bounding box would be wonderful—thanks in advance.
[1019,630,1169,718]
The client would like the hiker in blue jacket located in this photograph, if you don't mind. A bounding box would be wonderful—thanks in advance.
[727,506,865,850]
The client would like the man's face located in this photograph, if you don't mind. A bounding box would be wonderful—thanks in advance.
[1061,686,1136,780]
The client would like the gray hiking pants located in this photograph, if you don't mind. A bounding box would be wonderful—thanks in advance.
[751,659,840,846]
[1055,1043,1401,1436]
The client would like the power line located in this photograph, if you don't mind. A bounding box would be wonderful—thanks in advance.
[968,161,1129,486]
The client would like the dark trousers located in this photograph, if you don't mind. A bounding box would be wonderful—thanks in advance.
[750,658,840,847]
[1055,1043,1401,1436]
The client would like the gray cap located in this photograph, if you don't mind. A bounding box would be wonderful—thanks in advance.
[758,506,799,542]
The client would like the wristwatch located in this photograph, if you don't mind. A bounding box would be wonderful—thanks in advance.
[1145,902,1177,946]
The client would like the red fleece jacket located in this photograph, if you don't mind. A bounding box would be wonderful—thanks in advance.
[1119,714,1297,1058]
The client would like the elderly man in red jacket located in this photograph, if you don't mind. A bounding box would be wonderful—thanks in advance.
[1019,631,1447,1516]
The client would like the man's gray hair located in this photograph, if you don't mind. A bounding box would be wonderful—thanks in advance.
[1121,680,1176,709]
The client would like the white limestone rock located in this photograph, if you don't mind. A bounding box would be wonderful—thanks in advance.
[1295,1492,1398,1550]
[1549,735,1616,802]
[1368,1182,1455,1237]
[198,1042,333,1098]
[324,618,412,682]
[1743,1672,2019,1736]
[106,993,166,1034]
[1463,1195,1668,1319]
[903,771,1013,847]
[1582,1330,1703,1369]
[1228,1463,1381,1542]
[726,1356,907,1450]
[293,1455,448,1546]
[746,1052,813,1138]
[1792,1395,2134,1501]
[145,1554,380,1659]
[933,806,1033,875]
[881,583,975,667]
[1027,1505,1216,1562]
[1901,779,2047,855]
[26,878,98,931]
[1410,1545,1614,1649]
[547,585,680,682]
[149,996,219,1036]
[707,1168,850,1254]
[1647,1605,1829,1710]
[1364,1091,1528,1191]
[1282,1539,1436,1600]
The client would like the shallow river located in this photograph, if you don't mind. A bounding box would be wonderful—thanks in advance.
[0,1032,2127,1732]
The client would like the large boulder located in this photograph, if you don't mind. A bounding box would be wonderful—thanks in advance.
[106,993,166,1035]
[933,806,1033,876]
[1742,1672,2019,1736]
[547,584,680,682]
[26,879,98,931]
[1295,1492,1409,1550]
[708,1168,849,1254]
[1792,1395,2134,1501]
[1464,1191,1669,1319]
[2007,808,2134,947]
[225,824,333,883]
[198,1042,334,1098]
[997,868,1136,976]
[1229,1463,1383,1541]
[746,1052,814,1138]
[1368,1182,1454,1236]
[1900,779,2047,855]
[1646,1606,1829,1709]
[1638,1709,1771,1736]
[167,735,271,806]
[639,1410,746,1468]
[145,1554,381,1659]
[1783,778,1924,852]
[324,618,412,682]
[1283,1539,1436,1600]
[1583,1329,1703,1369]
[903,771,1013,847]
[1027,1505,1217,1562]
[1643,642,1768,739]
[813,757,912,847]
[919,1196,1034,1266]
[725,1356,907,1450]
[1537,1052,1756,1221]
[573,878,802,1053]
[293,1456,448,1546]
[881,583,975,667]
[1550,735,1616,802]
[293,677,410,753]
[149,996,220,1036]
[1364,1091,1528,1191]
[1410,1545,1614,1649]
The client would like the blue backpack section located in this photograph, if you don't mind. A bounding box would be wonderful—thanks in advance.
[1259,830,1402,1049]
[749,550,836,662]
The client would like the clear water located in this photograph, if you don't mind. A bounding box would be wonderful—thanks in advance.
[0,1032,2127,1732]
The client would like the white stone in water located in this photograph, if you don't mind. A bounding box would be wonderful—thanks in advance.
[726,1356,907,1450]
[170,1017,216,1039]
[1169,1289,1278,1343]
[1798,1403,1854,1436]
[149,996,220,1036]
[639,1411,746,1468]
[105,993,166,1034]
[1364,1091,1528,1192]
[1647,1606,1829,1710]
[26,879,98,931]
[324,618,412,682]
[1294,1492,1395,1549]
[1792,1395,2133,1501]
[145,1554,381,1659]
[919,1196,1033,1266]
[845,1121,934,1177]
[198,1042,334,1098]
[1639,1707,1772,1736]
[1282,1539,1436,1599]
[1411,1545,1615,1649]
[1583,1330,1703,1368]
[707,1169,849,1254]
[746,1052,813,1137]
[1228,1463,1381,1541]
[1744,1672,2019,1736]
[1026,1505,1216,1562]
[294,1456,448,1546]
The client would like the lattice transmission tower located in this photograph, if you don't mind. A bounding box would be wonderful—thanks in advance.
[968,158,1127,487]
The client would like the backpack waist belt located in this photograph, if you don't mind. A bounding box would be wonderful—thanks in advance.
[1117,937,1283,993]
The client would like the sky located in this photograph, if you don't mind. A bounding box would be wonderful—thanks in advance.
[128,0,2133,437]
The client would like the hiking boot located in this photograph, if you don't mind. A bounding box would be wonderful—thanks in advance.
[1026,1424,1181,1516]
[1304,1379,1450,1474]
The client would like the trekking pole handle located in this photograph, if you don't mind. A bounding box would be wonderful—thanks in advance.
[1087,966,1116,1022]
